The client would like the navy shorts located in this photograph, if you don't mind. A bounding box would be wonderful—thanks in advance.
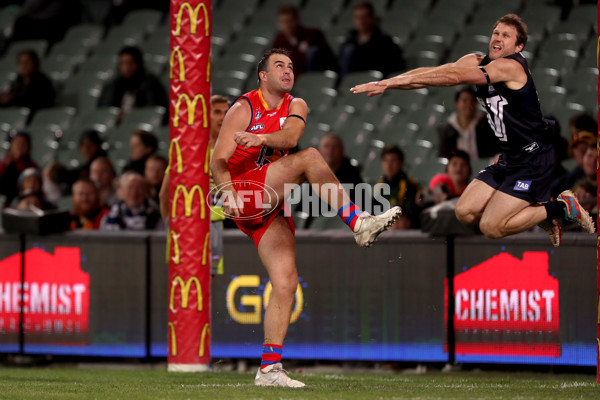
[475,150,556,203]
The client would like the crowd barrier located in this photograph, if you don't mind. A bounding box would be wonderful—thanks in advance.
[0,229,595,366]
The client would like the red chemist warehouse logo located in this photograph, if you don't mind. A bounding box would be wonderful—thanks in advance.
[446,251,560,357]
[0,247,90,344]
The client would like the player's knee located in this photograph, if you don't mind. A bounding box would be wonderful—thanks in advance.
[455,203,477,224]
[299,147,324,165]
[272,275,298,296]
[479,220,506,239]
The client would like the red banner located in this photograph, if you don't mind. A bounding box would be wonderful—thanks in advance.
[447,252,560,357]
[167,0,212,371]
[0,247,89,344]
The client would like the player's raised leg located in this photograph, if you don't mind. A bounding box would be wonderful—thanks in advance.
[254,216,305,388]
[455,179,496,225]
[264,147,402,247]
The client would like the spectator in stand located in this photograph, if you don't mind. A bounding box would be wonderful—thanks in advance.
[144,154,167,204]
[437,87,497,160]
[339,1,404,78]
[568,113,597,166]
[101,171,163,231]
[122,129,158,175]
[428,150,472,205]
[550,131,597,198]
[571,178,597,224]
[0,50,55,120]
[271,4,337,76]
[375,145,421,229]
[69,178,109,230]
[318,134,363,188]
[98,46,168,123]
[581,142,597,180]
[0,132,38,207]
[90,156,118,207]
[14,168,54,210]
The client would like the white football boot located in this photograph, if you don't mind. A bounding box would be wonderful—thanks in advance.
[353,206,402,247]
[254,363,305,388]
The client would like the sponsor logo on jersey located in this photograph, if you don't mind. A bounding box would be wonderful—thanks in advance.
[514,180,532,192]
[522,142,539,153]
[267,111,277,117]
[279,117,287,128]
[249,123,265,132]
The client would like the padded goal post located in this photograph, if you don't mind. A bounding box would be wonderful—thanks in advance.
[167,0,212,371]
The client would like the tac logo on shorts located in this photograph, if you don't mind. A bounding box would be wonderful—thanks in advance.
[514,180,532,192]
[249,123,265,132]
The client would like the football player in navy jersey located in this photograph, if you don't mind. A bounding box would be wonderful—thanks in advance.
[351,14,594,245]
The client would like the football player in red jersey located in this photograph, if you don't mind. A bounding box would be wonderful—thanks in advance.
[211,49,401,387]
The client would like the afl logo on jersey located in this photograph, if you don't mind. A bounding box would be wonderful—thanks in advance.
[249,123,265,132]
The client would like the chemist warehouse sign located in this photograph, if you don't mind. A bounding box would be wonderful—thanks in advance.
[446,251,560,357]
[0,247,90,344]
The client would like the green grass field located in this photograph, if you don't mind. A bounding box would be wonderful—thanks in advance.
[0,367,598,399]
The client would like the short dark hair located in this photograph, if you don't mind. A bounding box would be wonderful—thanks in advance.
[256,48,291,84]
[454,87,476,102]
[569,112,597,133]
[493,14,527,48]
[133,130,158,153]
[211,94,230,106]
[353,1,375,15]
[17,50,40,68]
[79,129,103,147]
[91,156,116,177]
[147,153,168,166]
[119,46,145,72]
[73,177,97,189]
[446,150,472,175]
[381,144,404,162]
[277,3,299,18]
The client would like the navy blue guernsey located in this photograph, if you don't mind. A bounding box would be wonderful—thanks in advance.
[475,52,552,160]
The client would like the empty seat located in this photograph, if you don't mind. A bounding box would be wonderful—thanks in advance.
[295,70,338,93]
[0,108,30,134]
[62,24,104,48]
[561,68,597,93]
[212,70,248,98]
[46,41,90,65]
[28,107,76,130]
[78,54,117,78]
[537,86,567,115]
[119,107,167,130]
[297,87,337,113]
[122,9,163,34]
[93,25,145,55]
[381,88,428,112]
[531,67,560,88]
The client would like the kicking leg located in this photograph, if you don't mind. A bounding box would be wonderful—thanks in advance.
[254,216,305,388]
[263,148,401,247]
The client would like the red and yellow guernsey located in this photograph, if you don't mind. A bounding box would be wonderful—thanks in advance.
[227,88,294,180]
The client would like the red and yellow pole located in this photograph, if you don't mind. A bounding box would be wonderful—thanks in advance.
[167,0,212,371]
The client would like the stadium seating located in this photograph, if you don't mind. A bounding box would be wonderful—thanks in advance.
[0,107,30,134]
[0,0,595,221]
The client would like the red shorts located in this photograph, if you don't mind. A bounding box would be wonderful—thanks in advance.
[231,164,294,247]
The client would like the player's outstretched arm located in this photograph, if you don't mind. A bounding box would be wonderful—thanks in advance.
[233,98,308,151]
[210,99,252,217]
[351,54,488,95]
